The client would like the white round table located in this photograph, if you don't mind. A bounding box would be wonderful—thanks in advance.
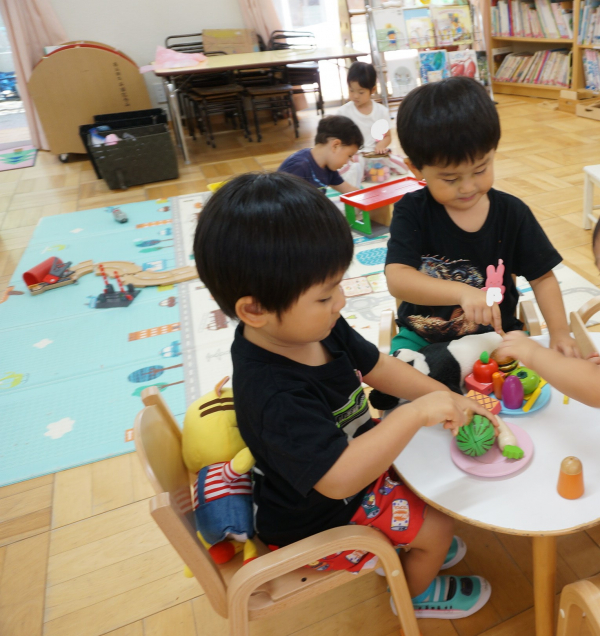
[393,335,600,636]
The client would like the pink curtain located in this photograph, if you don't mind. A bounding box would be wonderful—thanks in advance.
[237,0,308,110]
[0,0,66,150]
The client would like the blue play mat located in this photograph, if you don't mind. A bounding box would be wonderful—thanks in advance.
[0,199,188,487]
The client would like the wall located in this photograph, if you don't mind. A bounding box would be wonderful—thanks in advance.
[49,0,245,105]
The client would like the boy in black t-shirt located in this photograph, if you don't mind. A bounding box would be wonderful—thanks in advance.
[194,171,494,619]
[386,77,578,356]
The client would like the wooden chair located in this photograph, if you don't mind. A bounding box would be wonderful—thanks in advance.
[133,386,420,636]
[558,573,600,636]
[570,297,600,357]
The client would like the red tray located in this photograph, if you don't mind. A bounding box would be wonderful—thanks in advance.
[340,176,426,212]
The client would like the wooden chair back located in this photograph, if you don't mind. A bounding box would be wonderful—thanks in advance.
[558,572,600,636]
[134,387,229,617]
[571,297,600,358]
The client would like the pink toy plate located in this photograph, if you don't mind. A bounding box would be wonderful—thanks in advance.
[450,421,534,478]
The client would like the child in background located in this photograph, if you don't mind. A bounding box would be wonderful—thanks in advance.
[494,219,600,407]
[385,77,578,358]
[338,61,409,188]
[278,115,362,194]
[194,171,493,619]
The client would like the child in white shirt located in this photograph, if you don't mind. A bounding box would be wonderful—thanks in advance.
[338,62,409,188]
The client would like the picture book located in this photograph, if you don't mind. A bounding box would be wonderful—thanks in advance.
[448,49,479,79]
[476,51,491,86]
[430,5,474,45]
[419,49,450,83]
[373,7,409,51]
[404,7,436,48]
[386,51,419,97]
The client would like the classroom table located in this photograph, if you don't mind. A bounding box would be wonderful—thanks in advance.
[393,333,600,636]
[153,46,367,163]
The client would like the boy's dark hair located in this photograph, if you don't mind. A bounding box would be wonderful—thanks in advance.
[194,172,354,319]
[347,61,377,91]
[397,77,500,170]
[314,115,364,148]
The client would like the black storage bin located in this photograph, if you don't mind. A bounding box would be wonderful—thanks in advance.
[89,123,179,190]
[79,109,169,178]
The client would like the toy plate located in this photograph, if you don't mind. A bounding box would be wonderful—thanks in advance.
[495,382,551,416]
[450,421,534,477]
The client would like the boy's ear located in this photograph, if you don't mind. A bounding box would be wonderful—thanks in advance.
[235,296,269,327]
[330,138,342,152]
[405,158,423,180]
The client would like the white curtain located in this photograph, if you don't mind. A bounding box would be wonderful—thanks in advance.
[0,0,66,150]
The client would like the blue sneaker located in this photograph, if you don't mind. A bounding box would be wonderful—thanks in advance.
[376,535,466,577]
[391,575,492,619]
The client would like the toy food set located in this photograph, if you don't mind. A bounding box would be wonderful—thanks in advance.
[451,413,533,477]
[464,351,550,415]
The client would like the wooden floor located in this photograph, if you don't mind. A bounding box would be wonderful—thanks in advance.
[2,96,600,636]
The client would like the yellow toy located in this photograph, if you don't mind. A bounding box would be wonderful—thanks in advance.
[182,377,258,565]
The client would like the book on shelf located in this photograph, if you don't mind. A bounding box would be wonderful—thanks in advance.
[386,52,419,97]
[578,0,600,45]
[430,5,474,45]
[404,7,437,48]
[373,7,409,51]
[476,51,491,85]
[494,48,571,85]
[419,49,451,82]
[491,0,572,38]
[583,49,600,89]
[448,49,480,77]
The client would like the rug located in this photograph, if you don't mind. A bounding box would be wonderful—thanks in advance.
[1,193,599,487]
[0,144,36,171]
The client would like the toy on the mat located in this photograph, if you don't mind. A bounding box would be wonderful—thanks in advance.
[182,377,258,566]
[455,413,496,457]
[502,375,524,410]
[111,206,128,223]
[94,263,140,308]
[496,415,524,459]
[340,176,425,235]
[557,456,584,500]
[464,351,498,394]
[23,257,94,295]
[466,390,501,414]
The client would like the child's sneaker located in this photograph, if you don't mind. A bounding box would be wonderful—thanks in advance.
[391,575,492,619]
[376,535,466,577]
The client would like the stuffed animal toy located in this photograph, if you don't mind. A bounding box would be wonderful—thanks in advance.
[370,331,503,409]
[182,377,258,565]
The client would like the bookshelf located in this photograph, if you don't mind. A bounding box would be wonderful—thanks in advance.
[486,0,590,99]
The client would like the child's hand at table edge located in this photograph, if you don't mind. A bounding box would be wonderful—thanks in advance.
[495,330,541,367]
[409,391,498,438]
[458,286,503,334]
[549,331,581,358]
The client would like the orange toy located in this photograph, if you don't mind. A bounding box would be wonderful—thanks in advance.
[466,390,501,415]
[557,456,584,500]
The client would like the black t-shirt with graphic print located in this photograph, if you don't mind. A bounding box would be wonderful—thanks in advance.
[231,317,380,547]
[385,187,562,343]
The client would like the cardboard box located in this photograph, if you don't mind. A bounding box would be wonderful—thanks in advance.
[576,99,600,122]
[202,29,259,54]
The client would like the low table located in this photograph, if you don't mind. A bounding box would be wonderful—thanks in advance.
[394,333,600,636]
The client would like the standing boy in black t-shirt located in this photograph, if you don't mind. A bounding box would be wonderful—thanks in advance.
[386,77,579,356]
[194,171,494,620]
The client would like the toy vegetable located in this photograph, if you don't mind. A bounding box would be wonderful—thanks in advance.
[509,367,540,396]
[496,416,524,459]
[492,371,504,400]
[456,414,496,457]
[502,375,524,410]
[473,352,499,383]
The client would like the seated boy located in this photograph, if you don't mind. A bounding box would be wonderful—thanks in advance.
[278,115,362,194]
[385,77,578,358]
[337,61,409,188]
[194,171,494,619]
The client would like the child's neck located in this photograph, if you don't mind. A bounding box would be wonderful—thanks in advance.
[243,324,332,366]
[354,99,374,115]
[444,193,491,232]
[310,146,328,169]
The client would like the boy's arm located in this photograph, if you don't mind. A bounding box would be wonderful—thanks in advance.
[386,263,503,332]
[332,180,359,194]
[374,131,391,153]
[529,271,579,357]
[314,391,474,499]
[495,331,600,407]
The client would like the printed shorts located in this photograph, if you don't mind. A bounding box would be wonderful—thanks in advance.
[282,469,427,574]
